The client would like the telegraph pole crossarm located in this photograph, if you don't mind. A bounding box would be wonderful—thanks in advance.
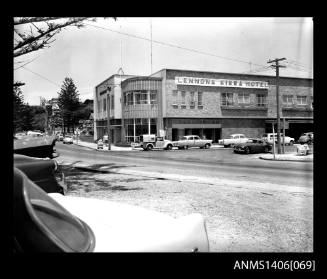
[267,58,287,154]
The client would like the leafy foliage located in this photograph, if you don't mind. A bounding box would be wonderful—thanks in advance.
[14,17,115,58]
[58,77,80,133]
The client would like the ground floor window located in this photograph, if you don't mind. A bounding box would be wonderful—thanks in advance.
[124,118,157,142]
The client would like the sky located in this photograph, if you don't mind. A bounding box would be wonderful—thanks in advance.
[14,17,313,106]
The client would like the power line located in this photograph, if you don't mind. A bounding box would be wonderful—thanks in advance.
[20,66,61,87]
[285,62,313,73]
[241,65,272,74]
[18,66,92,97]
[286,59,313,70]
[85,23,267,68]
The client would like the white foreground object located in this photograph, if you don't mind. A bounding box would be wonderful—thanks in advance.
[49,194,210,252]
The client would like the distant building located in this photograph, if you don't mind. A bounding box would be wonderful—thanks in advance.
[94,69,313,143]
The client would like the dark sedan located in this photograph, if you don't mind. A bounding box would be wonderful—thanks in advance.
[234,138,272,154]
[14,135,57,159]
[14,154,66,194]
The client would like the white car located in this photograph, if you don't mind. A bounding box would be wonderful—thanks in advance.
[261,133,295,145]
[14,167,210,252]
[218,134,248,147]
[63,135,73,144]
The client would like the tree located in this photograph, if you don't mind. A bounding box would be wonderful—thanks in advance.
[14,17,115,58]
[13,83,25,133]
[58,77,80,133]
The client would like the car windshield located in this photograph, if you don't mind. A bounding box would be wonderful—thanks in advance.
[229,136,234,139]
[181,136,188,140]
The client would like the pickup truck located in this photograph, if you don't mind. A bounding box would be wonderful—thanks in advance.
[173,135,212,149]
[218,134,248,148]
[140,134,174,151]
[261,133,295,145]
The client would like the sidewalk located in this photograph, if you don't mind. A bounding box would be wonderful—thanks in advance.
[73,140,137,151]
[73,140,225,151]
[259,153,313,162]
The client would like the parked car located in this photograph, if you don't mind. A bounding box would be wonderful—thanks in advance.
[15,132,27,139]
[58,134,64,141]
[97,139,104,149]
[261,133,295,145]
[14,154,66,194]
[173,135,212,149]
[13,168,210,252]
[140,134,174,151]
[218,134,248,148]
[27,131,44,137]
[298,132,313,145]
[14,134,57,159]
[234,138,272,154]
[63,135,74,144]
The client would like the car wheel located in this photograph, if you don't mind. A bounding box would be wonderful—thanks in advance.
[147,145,153,151]
[244,147,250,154]
[166,144,172,150]
[178,147,183,150]
[204,143,210,149]
[224,145,228,148]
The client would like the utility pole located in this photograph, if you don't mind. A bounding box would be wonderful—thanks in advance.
[267,58,286,154]
[107,89,111,150]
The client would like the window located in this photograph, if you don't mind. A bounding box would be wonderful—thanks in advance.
[103,98,107,111]
[256,94,267,107]
[128,92,133,105]
[190,92,195,108]
[181,91,186,105]
[172,90,178,108]
[221,93,234,106]
[134,91,148,105]
[198,92,203,106]
[150,91,157,104]
[237,93,250,104]
[297,96,307,106]
[283,95,293,106]
[110,95,114,110]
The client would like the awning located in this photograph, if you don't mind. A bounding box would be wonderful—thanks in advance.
[172,123,221,129]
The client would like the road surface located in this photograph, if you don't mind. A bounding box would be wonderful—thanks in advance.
[55,142,313,252]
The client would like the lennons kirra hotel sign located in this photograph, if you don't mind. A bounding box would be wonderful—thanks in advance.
[175,76,269,89]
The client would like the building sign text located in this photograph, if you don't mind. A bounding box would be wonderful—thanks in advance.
[175,76,269,89]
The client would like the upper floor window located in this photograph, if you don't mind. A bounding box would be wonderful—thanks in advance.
[198,92,203,106]
[134,91,148,105]
[283,95,293,106]
[181,91,186,105]
[237,93,250,105]
[103,98,107,112]
[110,95,114,110]
[190,92,195,108]
[297,96,307,106]
[150,90,157,105]
[221,93,234,106]
[256,94,267,107]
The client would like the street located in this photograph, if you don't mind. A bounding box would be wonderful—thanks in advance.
[56,142,313,252]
